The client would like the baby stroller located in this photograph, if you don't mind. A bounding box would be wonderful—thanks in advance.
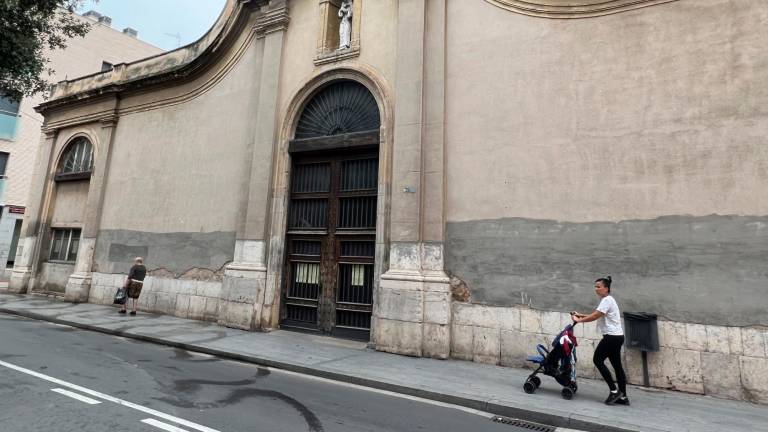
[523,323,579,399]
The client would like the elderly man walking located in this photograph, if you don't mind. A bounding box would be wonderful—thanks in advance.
[119,257,146,316]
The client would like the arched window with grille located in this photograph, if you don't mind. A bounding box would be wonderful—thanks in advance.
[55,137,93,181]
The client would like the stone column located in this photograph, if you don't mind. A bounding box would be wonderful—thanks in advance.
[218,1,289,330]
[64,116,118,302]
[8,129,58,293]
[375,0,451,359]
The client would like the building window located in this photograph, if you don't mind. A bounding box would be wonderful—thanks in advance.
[49,228,81,262]
[55,137,93,181]
[0,92,20,141]
[0,152,8,178]
[101,61,113,72]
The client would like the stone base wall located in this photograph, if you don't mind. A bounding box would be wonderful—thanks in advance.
[450,302,768,405]
[89,272,221,321]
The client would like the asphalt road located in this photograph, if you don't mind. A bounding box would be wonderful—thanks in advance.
[0,313,538,432]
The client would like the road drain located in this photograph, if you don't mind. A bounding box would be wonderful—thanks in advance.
[490,415,555,431]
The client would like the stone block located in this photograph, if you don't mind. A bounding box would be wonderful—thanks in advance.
[221,276,258,304]
[577,338,597,380]
[423,291,450,325]
[540,311,562,336]
[422,323,449,359]
[453,303,498,328]
[217,301,253,330]
[728,327,744,356]
[175,295,191,318]
[624,348,645,385]
[498,307,520,331]
[705,325,730,354]
[197,281,222,298]
[204,297,220,320]
[741,328,767,358]
[472,326,501,365]
[450,324,474,360]
[154,293,177,315]
[659,320,687,349]
[388,242,420,271]
[740,356,768,404]
[685,323,707,351]
[581,320,602,341]
[520,309,541,334]
[188,296,207,320]
[649,347,704,394]
[376,288,423,322]
[374,318,422,357]
[500,330,527,368]
[139,292,157,311]
[701,352,743,400]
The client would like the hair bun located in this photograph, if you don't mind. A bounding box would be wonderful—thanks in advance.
[606,275,612,282]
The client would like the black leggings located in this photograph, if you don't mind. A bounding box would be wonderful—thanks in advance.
[593,335,626,394]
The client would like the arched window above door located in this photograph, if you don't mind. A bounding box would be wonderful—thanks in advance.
[294,81,380,140]
[55,137,93,181]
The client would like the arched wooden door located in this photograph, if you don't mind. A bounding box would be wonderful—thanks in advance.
[281,81,381,340]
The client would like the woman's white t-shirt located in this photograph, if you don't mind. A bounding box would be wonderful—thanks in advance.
[596,295,623,336]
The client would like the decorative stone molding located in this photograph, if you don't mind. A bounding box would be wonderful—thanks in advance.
[484,0,679,19]
[98,115,119,129]
[255,5,290,37]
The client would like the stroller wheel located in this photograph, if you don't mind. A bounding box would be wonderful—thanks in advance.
[523,381,536,394]
[571,383,578,393]
[531,376,541,388]
[561,387,575,400]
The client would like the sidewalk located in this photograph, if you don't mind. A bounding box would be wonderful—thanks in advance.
[1,292,765,432]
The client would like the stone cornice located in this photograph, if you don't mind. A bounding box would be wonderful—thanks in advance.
[255,5,290,37]
[484,0,679,18]
[36,0,269,114]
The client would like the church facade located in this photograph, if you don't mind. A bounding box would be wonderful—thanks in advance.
[11,0,768,403]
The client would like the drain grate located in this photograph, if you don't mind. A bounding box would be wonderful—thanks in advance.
[490,416,555,432]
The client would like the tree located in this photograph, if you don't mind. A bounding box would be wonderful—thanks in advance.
[0,0,92,99]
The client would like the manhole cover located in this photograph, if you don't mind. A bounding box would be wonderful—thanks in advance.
[490,415,555,432]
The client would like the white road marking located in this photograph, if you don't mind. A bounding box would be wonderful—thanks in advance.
[142,418,192,432]
[51,388,102,405]
[0,360,220,432]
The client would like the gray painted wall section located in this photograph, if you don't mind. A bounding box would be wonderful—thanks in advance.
[94,230,236,276]
[446,215,768,327]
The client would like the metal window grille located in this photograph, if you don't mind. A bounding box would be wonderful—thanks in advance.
[288,262,321,300]
[292,163,331,193]
[341,158,378,191]
[286,304,318,324]
[340,241,375,257]
[49,228,81,262]
[289,199,328,229]
[337,263,373,304]
[294,81,381,139]
[336,310,372,330]
[338,196,377,229]
[60,138,93,174]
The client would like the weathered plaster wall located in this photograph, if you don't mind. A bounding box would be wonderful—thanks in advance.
[93,230,235,277]
[446,216,768,326]
[50,181,89,225]
[443,0,768,325]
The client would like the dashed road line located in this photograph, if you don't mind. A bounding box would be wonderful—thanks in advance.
[0,360,220,432]
[142,418,193,432]
[51,388,102,405]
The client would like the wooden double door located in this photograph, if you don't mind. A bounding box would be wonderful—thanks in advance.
[281,150,378,340]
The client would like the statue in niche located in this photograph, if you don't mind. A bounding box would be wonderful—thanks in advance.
[338,0,353,50]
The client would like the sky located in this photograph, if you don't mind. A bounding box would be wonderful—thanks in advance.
[77,0,227,51]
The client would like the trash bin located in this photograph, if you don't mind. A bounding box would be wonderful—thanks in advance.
[624,312,659,387]
[624,312,659,352]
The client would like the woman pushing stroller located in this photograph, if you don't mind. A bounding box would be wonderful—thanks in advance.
[571,276,630,406]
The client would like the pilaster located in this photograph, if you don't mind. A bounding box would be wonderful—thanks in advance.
[9,128,58,293]
[64,115,117,302]
[219,0,289,330]
[375,0,451,359]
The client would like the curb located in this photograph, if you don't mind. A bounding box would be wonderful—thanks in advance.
[0,306,660,432]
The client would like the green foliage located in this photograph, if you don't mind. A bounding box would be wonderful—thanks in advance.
[0,0,92,99]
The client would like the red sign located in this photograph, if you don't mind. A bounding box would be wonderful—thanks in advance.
[8,206,25,215]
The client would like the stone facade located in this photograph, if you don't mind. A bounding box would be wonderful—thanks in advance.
[8,0,768,405]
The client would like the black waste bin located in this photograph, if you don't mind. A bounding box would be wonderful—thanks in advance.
[623,312,659,387]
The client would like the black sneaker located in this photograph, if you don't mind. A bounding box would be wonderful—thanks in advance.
[129,311,136,316]
[118,309,126,314]
[605,391,622,405]
[615,395,630,406]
